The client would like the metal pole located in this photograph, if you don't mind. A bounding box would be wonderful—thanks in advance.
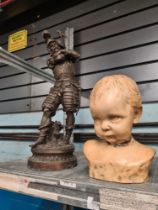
[63,27,74,144]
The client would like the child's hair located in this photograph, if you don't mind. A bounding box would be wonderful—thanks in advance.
[90,74,142,110]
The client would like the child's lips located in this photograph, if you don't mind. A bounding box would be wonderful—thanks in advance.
[101,134,114,139]
[105,134,113,137]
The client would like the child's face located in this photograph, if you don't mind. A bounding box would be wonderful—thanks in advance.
[90,90,139,145]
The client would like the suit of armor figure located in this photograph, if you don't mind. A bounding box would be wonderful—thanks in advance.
[32,31,80,148]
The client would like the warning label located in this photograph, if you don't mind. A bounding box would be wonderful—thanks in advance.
[8,29,27,52]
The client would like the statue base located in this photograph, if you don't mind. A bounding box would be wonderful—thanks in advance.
[28,144,77,171]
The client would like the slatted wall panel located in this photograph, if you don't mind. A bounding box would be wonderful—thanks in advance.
[0,0,158,114]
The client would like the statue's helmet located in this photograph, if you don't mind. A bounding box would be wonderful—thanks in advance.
[42,30,64,52]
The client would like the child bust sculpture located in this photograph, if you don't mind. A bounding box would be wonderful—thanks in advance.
[83,74,155,183]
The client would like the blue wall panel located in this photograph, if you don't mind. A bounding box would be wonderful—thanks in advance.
[0,189,62,210]
[0,189,87,210]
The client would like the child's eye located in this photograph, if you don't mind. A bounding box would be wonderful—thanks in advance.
[94,117,99,121]
[93,116,100,122]
[109,115,122,122]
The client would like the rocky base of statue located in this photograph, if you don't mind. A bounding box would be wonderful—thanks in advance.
[28,121,77,170]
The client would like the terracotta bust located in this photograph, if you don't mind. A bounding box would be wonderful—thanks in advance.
[83,75,155,183]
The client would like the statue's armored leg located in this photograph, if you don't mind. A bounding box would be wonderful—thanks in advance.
[31,85,61,148]
[31,108,53,148]
[64,111,75,144]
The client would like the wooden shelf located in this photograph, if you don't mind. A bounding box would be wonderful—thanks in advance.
[0,153,157,210]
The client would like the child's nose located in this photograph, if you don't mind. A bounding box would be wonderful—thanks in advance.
[101,120,110,131]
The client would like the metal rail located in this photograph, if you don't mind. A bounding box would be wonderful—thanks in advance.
[0,47,54,83]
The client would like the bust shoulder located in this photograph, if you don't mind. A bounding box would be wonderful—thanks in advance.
[83,139,155,183]
[83,138,155,165]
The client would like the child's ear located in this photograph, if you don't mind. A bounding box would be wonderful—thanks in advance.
[133,107,142,124]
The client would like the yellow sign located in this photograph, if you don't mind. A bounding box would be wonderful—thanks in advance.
[8,29,27,52]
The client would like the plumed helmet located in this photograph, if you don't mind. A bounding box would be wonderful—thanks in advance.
[42,30,65,49]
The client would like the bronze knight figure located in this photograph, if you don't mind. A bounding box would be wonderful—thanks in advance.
[28,30,80,170]
[32,31,80,147]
